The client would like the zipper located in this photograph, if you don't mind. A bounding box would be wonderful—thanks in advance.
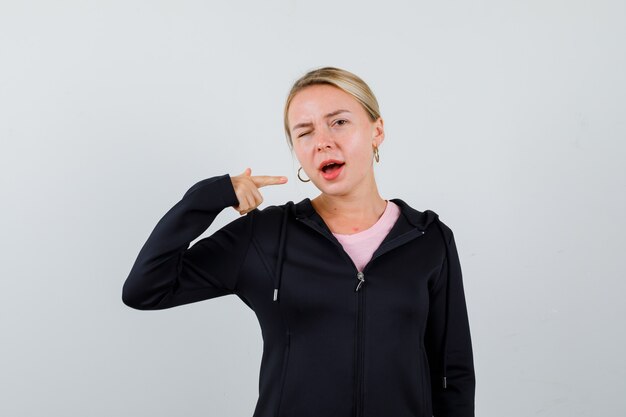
[355,278,365,417]
[296,215,426,417]
[355,271,365,292]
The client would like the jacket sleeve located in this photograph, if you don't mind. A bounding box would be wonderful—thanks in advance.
[121,174,253,310]
[424,220,476,416]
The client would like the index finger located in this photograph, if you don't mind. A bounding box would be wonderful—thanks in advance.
[250,175,288,188]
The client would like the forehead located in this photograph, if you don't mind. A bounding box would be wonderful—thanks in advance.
[288,84,362,123]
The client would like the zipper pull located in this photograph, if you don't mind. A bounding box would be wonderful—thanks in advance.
[355,271,365,292]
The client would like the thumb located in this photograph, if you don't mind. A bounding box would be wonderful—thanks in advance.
[240,167,252,177]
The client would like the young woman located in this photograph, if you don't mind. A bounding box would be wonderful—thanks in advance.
[123,67,476,417]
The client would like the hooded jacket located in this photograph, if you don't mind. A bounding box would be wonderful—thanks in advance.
[122,174,475,417]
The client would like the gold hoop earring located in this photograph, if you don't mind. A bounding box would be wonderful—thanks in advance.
[373,145,380,163]
[297,166,311,182]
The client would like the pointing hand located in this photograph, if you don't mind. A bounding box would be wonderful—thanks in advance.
[230,168,288,215]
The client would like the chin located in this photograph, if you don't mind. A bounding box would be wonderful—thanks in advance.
[315,183,352,196]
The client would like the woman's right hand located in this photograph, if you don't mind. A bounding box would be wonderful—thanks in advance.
[230,168,288,215]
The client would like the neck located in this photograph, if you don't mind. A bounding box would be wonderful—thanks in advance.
[311,177,387,221]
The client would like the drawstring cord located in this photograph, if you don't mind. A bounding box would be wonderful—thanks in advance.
[273,202,292,302]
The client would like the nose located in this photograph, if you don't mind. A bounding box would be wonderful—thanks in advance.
[316,142,332,151]
[316,131,333,151]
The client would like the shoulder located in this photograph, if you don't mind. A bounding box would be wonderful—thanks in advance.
[250,201,293,219]
[389,198,443,230]
[389,198,456,244]
[433,215,454,244]
[244,201,294,237]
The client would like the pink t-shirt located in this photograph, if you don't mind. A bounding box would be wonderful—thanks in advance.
[332,200,401,272]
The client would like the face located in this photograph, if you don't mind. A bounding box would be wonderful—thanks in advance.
[287,84,384,196]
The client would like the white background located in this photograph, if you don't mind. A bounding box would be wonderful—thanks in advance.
[1,1,625,416]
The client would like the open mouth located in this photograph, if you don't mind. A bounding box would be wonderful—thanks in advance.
[321,162,345,173]
[320,162,345,180]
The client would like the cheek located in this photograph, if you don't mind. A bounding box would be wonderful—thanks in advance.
[346,136,373,161]
[294,140,316,157]
[292,144,312,167]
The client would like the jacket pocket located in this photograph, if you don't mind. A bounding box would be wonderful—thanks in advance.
[276,332,291,417]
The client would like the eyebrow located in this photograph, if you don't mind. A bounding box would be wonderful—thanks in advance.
[291,109,351,131]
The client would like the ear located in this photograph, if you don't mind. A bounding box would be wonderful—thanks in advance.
[372,116,385,147]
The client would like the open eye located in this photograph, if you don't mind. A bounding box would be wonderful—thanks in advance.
[334,119,348,126]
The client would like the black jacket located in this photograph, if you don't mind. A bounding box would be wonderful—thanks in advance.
[122,174,475,417]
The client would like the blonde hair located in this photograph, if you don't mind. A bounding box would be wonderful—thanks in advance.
[283,66,381,150]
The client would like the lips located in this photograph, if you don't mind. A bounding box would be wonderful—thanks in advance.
[319,160,345,181]
[318,159,345,172]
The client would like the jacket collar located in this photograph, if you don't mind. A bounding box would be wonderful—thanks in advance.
[292,197,438,233]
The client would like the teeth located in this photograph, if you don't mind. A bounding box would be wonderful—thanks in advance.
[322,162,344,173]
[320,162,344,172]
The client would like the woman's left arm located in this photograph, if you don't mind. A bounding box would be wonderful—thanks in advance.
[425,220,476,417]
